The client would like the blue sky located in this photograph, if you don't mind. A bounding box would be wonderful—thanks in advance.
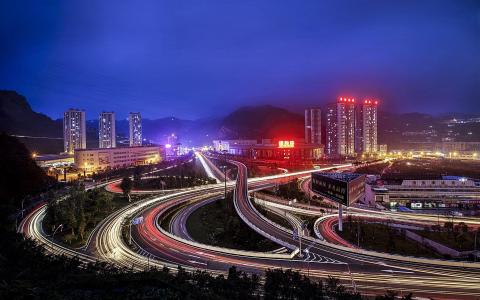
[1,0,479,120]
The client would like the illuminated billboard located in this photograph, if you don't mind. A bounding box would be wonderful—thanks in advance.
[278,140,295,148]
[311,172,365,206]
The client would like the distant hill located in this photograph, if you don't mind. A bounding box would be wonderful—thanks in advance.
[0,90,63,153]
[0,90,61,137]
[1,90,479,153]
[219,105,304,140]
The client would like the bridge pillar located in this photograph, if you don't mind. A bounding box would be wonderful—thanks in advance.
[338,205,343,232]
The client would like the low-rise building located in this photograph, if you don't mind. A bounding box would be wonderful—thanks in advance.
[35,154,74,168]
[213,139,323,161]
[372,176,480,209]
[74,146,164,171]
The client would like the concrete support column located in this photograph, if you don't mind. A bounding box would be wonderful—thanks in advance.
[338,205,343,232]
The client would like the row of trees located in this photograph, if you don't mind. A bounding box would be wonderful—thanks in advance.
[45,185,116,244]
[276,179,309,203]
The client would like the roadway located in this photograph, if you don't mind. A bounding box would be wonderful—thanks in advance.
[20,153,480,298]
[127,157,480,297]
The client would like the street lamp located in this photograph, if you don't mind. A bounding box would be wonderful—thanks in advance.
[304,248,310,277]
[222,150,227,200]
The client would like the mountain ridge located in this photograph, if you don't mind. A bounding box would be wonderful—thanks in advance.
[1,90,479,153]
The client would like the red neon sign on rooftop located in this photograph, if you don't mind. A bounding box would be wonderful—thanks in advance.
[278,140,295,148]
[338,97,355,104]
[363,99,379,105]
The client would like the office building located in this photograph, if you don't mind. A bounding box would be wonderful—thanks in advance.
[63,109,86,154]
[99,112,116,148]
[304,108,322,144]
[129,112,142,146]
[75,146,164,171]
[326,97,356,157]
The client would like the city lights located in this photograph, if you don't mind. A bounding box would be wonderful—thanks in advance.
[278,140,295,148]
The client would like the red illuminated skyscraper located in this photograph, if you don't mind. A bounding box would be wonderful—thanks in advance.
[326,97,356,157]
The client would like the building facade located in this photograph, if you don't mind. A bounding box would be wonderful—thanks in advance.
[373,177,480,209]
[75,146,163,171]
[326,98,356,157]
[304,108,322,144]
[213,139,323,161]
[129,112,142,147]
[325,105,337,156]
[63,109,86,154]
[360,99,378,153]
[99,112,116,148]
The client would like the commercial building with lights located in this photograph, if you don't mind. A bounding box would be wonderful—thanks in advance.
[373,177,480,209]
[74,146,164,171]
[358,99,378,153]
[63,109,86,154]
[129,112,142,146]
[212,139,323,161]
[304,108,321,145]
[99,111,116,148]
[326,98,356,157]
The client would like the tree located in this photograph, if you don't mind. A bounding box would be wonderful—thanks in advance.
[133,167,142,187]
[0,133,54,224]
[77,206,86,240]
[120,177,133,201]
[444,221,454,233]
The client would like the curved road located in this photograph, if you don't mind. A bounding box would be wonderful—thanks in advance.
[21,154,480,298]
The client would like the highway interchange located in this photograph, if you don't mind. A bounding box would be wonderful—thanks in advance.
[20,152,480,299]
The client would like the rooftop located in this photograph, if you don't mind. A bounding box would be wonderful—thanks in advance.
[312,172,364,182]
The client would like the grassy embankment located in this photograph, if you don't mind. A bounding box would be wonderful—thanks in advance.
[186,193,279,251]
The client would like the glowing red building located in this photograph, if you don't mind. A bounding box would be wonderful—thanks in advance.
[326,97,356,157]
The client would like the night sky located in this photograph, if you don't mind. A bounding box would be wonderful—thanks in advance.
[1,1,479,120]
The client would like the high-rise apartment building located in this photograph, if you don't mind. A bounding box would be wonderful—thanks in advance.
[304,108,322,144]
[63,109,86,154]
[325,105,337,156]
[129,112,142,147]
[99,111,116,148]
[326,97,356,157]
[360,99,378,153]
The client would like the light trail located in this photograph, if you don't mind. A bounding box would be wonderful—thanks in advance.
[20,155,480,298]
[195,151,222,183]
